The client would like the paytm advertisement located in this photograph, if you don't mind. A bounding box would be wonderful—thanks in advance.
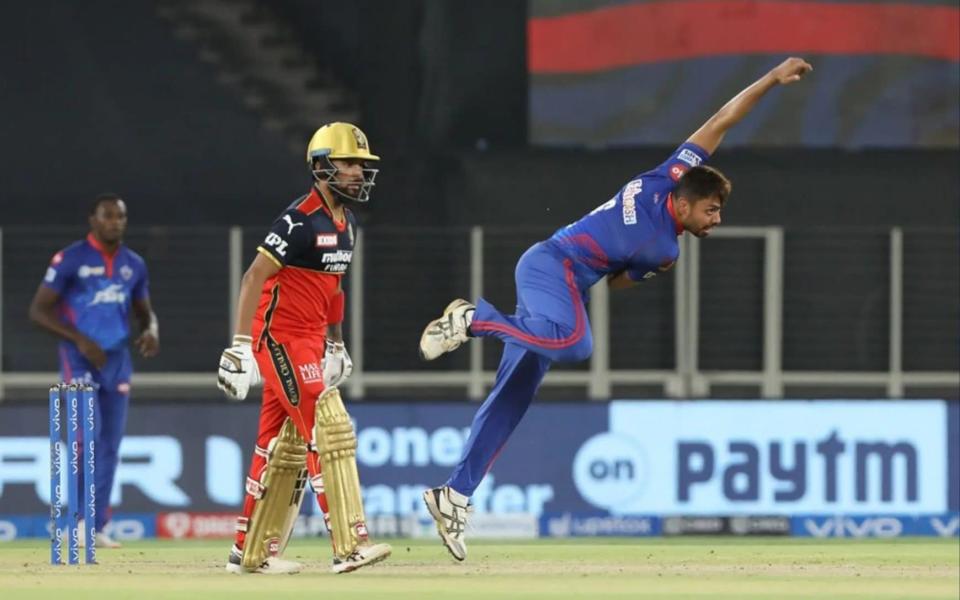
[0,400,957,523]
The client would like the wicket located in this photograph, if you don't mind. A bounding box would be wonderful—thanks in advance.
[49,383,97,565]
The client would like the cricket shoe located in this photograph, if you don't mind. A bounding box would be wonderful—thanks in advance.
[95,531,122,549]
[225,545,302,575]
[423,486,471,561]
[63,520,121,549]
[330,542,392,574]
[419,299,475,360]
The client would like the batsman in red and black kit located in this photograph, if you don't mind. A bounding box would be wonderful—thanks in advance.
[216,122,391,575]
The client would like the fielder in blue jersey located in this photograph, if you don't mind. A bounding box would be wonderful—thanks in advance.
[29,193,160,548]
[418,58,813,560]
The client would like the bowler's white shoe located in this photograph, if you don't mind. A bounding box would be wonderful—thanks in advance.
[423,486,470,561]
[225,545,302,575]
[331,542,392,574]
[95,531,121,549]
[64,520,119,548]
[419,299,475,361]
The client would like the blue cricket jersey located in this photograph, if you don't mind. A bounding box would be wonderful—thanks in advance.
[547,142,710,288]
[42,233,150,352]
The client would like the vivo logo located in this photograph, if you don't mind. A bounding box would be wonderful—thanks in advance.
[803,516,903,538]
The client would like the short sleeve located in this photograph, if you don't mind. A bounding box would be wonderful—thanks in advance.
[256,209,315,267]
[652,142,711,183]
[41,249,76,296]
[132,260,150,301]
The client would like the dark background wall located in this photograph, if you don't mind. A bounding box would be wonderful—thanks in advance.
[0,1,955,400]
[1,1,956,229]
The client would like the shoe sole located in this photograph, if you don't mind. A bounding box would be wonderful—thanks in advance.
[331,546,393,574]
[225,563,302,575]
[422,490,466,562]
[418,299,472,362]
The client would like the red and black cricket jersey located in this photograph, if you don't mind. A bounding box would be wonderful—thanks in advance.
[252,187,356,344]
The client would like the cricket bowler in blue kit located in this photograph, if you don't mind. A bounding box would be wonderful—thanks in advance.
[29,193,160,548]
[418,58,813,560]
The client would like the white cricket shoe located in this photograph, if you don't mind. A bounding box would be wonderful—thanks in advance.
[419,299,475,361]
[95,531,122,549]
[330,542,392,574]
[423,486,470,561]
[64,520,119,549]
[225,546,302,575]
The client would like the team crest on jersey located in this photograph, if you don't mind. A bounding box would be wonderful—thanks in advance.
[669,164,688,182]
[120,265,133,281]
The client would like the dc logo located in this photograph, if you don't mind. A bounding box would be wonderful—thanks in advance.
[572,433,647,510]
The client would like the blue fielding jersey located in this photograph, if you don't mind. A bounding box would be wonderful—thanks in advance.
[547,142,710,288]
[42,234,150,352]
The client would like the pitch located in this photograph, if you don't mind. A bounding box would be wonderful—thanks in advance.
[2,537,957,599]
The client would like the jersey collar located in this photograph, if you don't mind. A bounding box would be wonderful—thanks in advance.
[310,186,347,232]
[86,232,120,256]
[665,194,684,236]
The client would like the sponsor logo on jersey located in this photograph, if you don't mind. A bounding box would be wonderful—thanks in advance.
[263,233,288,256]
[315,233,338,247]
[669,164,688,182]
[282,214,304,235]
[44,267,57,283]
[78,265,106,278]
[677,149,702,167]
[622,180,642,225]
[120,265,133,281]
[298,362,323,384]
[623,197,637,225]
[321,250,353,264]
[88,284,127,306]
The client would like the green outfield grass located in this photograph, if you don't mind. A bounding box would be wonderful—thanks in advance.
[1,537,957,599]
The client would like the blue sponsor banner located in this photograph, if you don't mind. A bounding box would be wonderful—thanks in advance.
[0,400,955,520]
[0,512,155,540]
[948,402,959,511]
[603,401,949,516]
[790,514,960,538]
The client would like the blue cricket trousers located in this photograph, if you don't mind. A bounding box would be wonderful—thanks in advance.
[446,242,593,496]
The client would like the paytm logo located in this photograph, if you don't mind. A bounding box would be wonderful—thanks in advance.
[677,430,917,504]
[601,401,948,515]
[572,433,647,510]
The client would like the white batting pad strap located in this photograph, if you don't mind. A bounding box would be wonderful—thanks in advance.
[254,445,270,459]
[235,517,249,533]
[310,474,325,494]
[245,476,265,500]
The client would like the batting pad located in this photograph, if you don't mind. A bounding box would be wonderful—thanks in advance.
[242,418,308,570]
[314,387,368,559]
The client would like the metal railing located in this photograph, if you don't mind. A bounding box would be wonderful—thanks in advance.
[0,225,957,400]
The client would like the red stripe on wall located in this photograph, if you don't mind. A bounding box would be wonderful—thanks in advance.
[529,0,960,73]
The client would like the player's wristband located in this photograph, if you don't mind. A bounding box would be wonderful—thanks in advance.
[328,291,345,325]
